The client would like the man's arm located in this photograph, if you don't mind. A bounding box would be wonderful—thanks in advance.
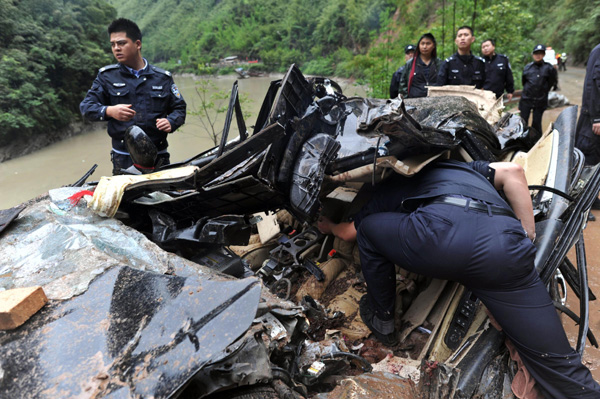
[390,69,401,98]
[80,76,111,121]
[505,57,515,100]
[436,60,449,86]
[317,216,357,242]
[489,162,535,240]
[164,80,187,133]
[591,57,600,135]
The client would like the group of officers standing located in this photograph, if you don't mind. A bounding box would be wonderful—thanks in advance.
[389,26,558,135]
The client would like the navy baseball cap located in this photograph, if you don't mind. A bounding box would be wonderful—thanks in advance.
[404,44,416,54]
[532,44,546,53]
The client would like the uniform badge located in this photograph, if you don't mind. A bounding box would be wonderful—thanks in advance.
[171,84,181,98]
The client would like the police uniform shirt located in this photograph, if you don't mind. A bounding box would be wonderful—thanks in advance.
[436,52,486,88]
[521,61,558,103]
[581,43,600,124]
[80,61,187,153]
[353,160,507,229]
[483,53,515,99]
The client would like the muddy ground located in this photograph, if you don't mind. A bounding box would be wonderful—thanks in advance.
[537,66,600,381]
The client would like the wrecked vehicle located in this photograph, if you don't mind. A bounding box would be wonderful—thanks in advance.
[1,64,599,398]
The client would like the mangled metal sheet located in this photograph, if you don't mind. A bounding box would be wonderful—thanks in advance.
[426,85,503,124]
[0,188,222,300]
[0,265,262,399]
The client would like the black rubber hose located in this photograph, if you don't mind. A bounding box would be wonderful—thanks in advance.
[553,301,598,348]
[321,351,373,372]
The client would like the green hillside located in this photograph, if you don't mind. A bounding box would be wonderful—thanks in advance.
[1,0,598,149]
[107,0,594,97]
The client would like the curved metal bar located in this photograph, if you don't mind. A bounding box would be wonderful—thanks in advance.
[527,185,576,202]
[575,234,590,354]
[553,301,598,348]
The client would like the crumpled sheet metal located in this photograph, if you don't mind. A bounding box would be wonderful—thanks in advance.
[0,266,262,399]
[427,85,503,125]
[328,152,448,183]
[312,371,417,399]
[88,165,198,217]
[0,196,215,300]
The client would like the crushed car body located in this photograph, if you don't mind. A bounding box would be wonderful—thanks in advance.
[1,64,600,399]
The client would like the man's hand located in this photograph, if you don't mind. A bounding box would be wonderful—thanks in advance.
[106,104,135,121]
[317,216,357,242]
[506,93,513,102]
[317,216,334,235]
[156,118,172,132]
[593,122,600,135]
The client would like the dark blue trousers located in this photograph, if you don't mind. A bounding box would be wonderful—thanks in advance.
[357,202,600,398]
[519,99,546,135]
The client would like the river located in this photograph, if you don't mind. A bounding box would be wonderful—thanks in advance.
[0,74,366,209]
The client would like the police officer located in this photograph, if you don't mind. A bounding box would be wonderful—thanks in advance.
[80,18,186,175]
[436,26,485,88]
[576,43,600,165]
[389,44,416,98]
[398,33,442,98]
[519,44,558,134]
[318,159,600,398]
[481,39,514,100]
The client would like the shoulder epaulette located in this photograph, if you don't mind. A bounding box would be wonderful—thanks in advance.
[445,56,454,62]
[152,66,172,76]
[474,56,485,62]
[99,64,119,73]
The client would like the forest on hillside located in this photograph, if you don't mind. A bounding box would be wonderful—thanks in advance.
[1,0,599,147]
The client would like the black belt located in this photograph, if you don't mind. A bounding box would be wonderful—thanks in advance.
[429,196,517,219]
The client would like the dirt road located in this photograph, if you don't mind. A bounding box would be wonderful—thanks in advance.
[538,66,600,380]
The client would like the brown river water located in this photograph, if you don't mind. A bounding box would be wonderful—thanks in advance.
[2,67,600,381]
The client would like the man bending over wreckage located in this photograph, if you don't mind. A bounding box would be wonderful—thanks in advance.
[318,159,600,398]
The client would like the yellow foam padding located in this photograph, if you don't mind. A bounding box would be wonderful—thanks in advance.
[88,165,199,218]
[511,130,555,187]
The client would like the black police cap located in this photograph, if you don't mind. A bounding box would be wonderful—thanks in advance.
[532,44,546,53]
[404,44,416,54]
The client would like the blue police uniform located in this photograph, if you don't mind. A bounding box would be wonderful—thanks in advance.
[483,53,515,99]
[436,52,486,88]
[389,64,407,98]
[80,60,186,173]
[519,60,557,134]
[575,43,600,165]
[354,159,600,398]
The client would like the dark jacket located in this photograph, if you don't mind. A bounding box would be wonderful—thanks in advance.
[436,52,486,88]
[80,62,187,152]
[353,160,509,228]
[399,57,442,98]
[521,61,558,104]
[581,43,600,123]
[483,53,515,99]
[390,64,407,98]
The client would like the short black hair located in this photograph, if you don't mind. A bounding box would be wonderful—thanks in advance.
[456,25,474,36]
[108,18,142,42]
[482,38,495,46]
